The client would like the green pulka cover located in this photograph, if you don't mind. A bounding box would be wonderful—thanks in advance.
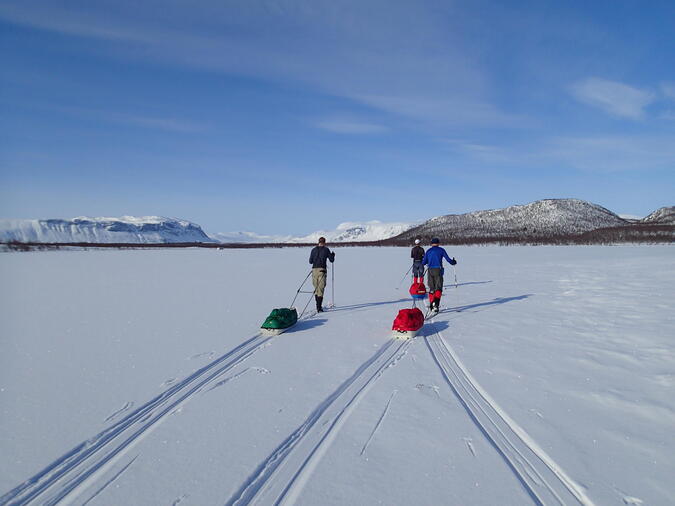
[261,307,298,329]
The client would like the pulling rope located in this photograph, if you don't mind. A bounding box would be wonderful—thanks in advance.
[290,270,313,308]
[396,265,414,289]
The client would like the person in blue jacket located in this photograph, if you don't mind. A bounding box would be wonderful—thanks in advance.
[422,237,457,313]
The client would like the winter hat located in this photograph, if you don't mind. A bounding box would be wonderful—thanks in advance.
[431,237,440,244]
[414,239,420,244]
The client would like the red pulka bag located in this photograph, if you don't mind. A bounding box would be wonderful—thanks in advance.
[392,308,424,332]
[409,281,427,297]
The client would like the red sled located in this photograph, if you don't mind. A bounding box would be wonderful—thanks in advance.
[392,308,424,339]
[409,281,427,299]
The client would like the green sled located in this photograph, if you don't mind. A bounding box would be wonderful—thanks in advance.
[261,307,298,330]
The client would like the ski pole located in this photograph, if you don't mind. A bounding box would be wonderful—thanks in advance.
[290,270,313,308]
[396,265,414,289]
[452,265,458,288]
[330,261,335,308]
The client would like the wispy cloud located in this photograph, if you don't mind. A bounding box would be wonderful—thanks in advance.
[569,77,654,119]
[113,114,204,133]
[47,105,206,132]
[661,82,675,100]
[0,1,519,130]
[546,135,675,171]
[359,95,530,128]
[314,118,387,134]
[442,135,675,172]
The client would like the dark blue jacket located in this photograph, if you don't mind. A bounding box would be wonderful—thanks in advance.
[422,246,455,269]
[309,246,335,269]
[411,245,425,262]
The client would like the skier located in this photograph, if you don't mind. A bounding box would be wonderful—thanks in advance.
[410,239,425,283]
[309,236,335,312]
[422,238,457,313]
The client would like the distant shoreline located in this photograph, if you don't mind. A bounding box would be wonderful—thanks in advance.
[2,224,673,251]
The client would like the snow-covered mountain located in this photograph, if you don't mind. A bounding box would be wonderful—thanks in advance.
[210,231,296,243]
[393,199,628,242]
[212,221,417,244]
[641,206,675,225]
[290,221,417,243]
[0,216,215,243]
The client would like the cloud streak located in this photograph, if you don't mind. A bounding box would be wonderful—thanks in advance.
[444,135,675,172]
[569,77,654,120]
[0,0,520,130]
[36,104,206,132]
[314,118,387,134]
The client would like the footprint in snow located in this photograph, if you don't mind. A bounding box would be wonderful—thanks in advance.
[172,493,188,506]
[463,437,477,457]
[623,497,643,505]
[528,408,544,419]
[104,401,134,423]
[189,351,215,360]
[161,377,177,388]
[208,367,270,392]
[415,383,441,397]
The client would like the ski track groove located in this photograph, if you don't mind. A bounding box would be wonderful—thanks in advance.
[424,325,595,506]
[0,312,319,506]
[360,389,397,457]
[80,455,138,506]
[227,338,412,506]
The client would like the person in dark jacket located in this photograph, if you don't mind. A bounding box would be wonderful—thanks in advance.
[422,237,457,313]
[309,236,335,312]
[410,239,425,283]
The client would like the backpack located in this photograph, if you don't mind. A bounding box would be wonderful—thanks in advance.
[392,308,424,332]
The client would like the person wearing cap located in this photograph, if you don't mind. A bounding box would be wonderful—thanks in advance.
[309,236,335,312]
[410,239,425,283]
[422,238,457,313]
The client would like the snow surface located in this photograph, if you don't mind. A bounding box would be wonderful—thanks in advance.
[212,220,417,243]
[1,246,674,505]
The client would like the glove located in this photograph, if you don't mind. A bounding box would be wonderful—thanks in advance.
[450,257,457,265]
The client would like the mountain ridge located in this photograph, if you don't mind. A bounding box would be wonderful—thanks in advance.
[1,200,673,245]
[391,199,630,242]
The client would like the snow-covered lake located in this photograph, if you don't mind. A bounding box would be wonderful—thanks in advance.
[1,246,673,505]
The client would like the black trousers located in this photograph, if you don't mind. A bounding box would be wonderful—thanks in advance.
[427,268,443,292]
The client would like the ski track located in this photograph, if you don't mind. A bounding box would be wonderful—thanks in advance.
[226,338,412,506]
[424,325,595,506]
[360,390,397,457]
[207,367,271,393]
[80,455,138,506]
[0,312,320,506]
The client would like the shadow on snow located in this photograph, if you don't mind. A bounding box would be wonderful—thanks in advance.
[448,294,533,313]
[329,298,410,313]
[288,318,328,333]
[417,320,450,337]
[443,280,493,289]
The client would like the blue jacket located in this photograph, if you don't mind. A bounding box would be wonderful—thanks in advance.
[422,246,455,269]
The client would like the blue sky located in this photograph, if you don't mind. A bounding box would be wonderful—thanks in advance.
[1,0,674,235]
